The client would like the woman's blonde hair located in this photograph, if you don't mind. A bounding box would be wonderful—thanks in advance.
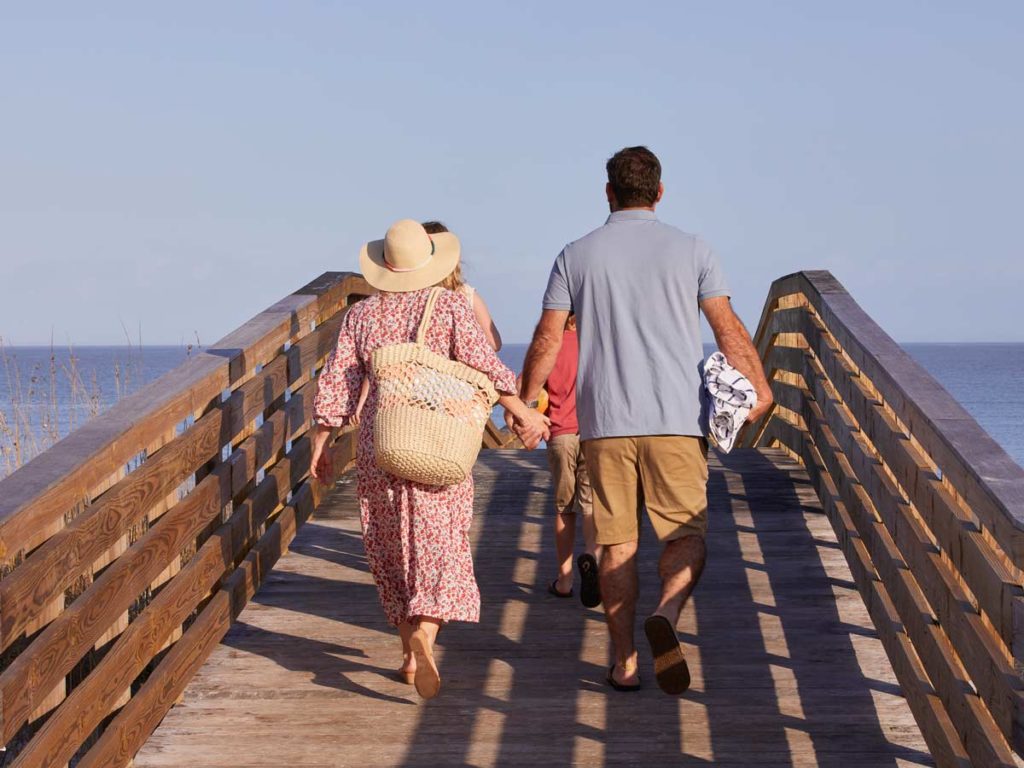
[423,220,465,291]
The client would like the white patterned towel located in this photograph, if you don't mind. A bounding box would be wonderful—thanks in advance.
[703,351,757,453]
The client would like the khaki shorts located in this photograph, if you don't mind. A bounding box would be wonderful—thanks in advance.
[582,436,708,545]
[546,434,593,516]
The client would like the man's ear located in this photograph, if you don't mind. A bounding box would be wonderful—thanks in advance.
[606,182,616,209]
[655,182,664,204]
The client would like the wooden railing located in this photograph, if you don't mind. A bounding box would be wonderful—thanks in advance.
[742,270,1024,767]
[482,419,523,449]
[0,272,373,767]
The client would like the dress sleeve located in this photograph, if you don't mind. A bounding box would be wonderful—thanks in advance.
[313,307,365,427]
[446,292,517,395]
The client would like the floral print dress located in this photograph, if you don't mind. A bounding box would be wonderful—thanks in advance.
[313,288,516,627]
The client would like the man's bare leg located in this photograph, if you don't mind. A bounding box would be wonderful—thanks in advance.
[581,512,603,561]
[652,534,707,623]
[554,511,576,594]
[642,534,706,694]
[601,539,640,686]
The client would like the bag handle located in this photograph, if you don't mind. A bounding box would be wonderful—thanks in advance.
[415,287,444,345]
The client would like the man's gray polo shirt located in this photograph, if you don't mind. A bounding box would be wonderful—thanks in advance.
[542,209,730,441]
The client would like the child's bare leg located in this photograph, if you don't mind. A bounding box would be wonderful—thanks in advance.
[555,511,576,593]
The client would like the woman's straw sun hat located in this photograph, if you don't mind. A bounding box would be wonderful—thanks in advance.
[360,219,461,292]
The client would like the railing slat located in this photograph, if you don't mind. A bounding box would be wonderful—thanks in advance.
[803,351,1023,743]
[801,382,1017,765]
[0,469,227,743]
[76,474,321,768]
[797,273,1024,563]
[747,270,1024,764]
[801,311,1024,647]
[10,459,324,768]
[792,423,973,767]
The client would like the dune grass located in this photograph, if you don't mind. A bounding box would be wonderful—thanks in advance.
[0,334,199,479]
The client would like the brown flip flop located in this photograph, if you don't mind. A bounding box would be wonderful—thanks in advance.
[644,615,691,695]
[409,629,441,700]
[606,664,641,692]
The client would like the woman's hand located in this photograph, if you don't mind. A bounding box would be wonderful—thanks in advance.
[498,393,550,450]
[514,407,551,450]
[310,424,335,482]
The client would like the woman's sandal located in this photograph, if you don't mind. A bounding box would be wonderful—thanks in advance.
[606,664,641,692]
[409,629,441,700]
[397,668,416,685]
[644,614,691,695]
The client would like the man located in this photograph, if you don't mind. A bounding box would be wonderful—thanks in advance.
[516,146,772,694]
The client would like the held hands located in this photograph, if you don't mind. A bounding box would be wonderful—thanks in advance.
[510,407,551,450]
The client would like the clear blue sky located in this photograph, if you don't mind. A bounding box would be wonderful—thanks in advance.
[1,2,1021,345]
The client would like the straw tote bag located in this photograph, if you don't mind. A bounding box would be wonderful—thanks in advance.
[371,288,499,486]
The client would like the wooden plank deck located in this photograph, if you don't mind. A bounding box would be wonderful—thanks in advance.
[134,448,932,767]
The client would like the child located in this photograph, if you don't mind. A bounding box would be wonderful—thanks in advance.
[543,315,601,607]
[430,221,503,353]
[352,220,502,425]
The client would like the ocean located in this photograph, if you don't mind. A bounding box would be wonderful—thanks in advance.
[1,343,1021,478]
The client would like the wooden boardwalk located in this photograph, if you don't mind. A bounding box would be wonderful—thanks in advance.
[134,448,932,767]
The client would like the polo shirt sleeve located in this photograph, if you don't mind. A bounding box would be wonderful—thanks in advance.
[542,249,573,311]
[696,238,730,301]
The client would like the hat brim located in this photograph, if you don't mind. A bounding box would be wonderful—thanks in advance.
[359,232,461,292]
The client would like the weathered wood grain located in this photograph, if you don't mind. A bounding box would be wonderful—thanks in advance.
[77,475,320,768]
[9,472,316,768]
[0,469,227,744]
[801,310,1023,647]
[0,407,228,654]
[800,352,1024,748]
[796,273,1024,563]
[793,428,971,767]
[743,271,1024,765]
[801,387,1015,765]
[134,449,932,768]
[1,423,316,747]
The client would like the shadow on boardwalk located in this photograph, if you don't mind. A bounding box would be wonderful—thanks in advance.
[134,449,933,768]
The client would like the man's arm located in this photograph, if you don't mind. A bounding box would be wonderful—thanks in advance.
[700,296,773,423]
[520,309,570,402]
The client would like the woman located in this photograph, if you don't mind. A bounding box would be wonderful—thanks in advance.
[310,219,548,700]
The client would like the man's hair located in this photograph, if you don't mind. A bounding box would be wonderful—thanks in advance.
[606,146,661,207]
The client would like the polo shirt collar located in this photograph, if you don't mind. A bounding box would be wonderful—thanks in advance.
[606,209,657,223]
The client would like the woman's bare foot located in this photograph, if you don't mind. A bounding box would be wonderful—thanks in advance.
[398,652,416,684]
[397,621,417,684]
[409,628,441,699]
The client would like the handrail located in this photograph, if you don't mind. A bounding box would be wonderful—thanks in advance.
[0,272,372,766]
[742,270,1024,767]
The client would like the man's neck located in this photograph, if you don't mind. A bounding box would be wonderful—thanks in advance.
[609,204,657,213]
